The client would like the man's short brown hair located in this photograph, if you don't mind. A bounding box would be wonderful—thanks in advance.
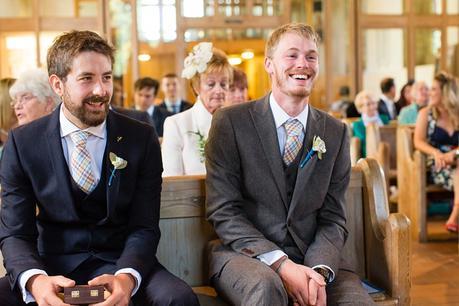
[265,23,320,58]
[47,30,115,81]
[134,77,160,94]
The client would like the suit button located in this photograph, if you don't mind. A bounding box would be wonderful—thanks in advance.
[287,219,292,227]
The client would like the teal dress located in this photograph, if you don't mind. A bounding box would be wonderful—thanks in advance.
[352,114,390,157]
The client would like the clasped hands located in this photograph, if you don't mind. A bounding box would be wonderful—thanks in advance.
[277,259,327,306]
[433,150,457,170]
[26,273,135,306]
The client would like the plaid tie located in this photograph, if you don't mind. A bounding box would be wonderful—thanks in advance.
[70,131,96,194]
[283,119,304,166]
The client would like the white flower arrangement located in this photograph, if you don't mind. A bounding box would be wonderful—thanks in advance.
[181,42,213,79]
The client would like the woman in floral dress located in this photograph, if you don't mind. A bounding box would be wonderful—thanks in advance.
[414,72,459,232]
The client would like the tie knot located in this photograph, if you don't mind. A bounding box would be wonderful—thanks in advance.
[70,131,90,147]
[284,119,303,136]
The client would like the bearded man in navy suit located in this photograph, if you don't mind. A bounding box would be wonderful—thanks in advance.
[0,30,198,306]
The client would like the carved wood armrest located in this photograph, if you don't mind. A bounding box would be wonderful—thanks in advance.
[383,212,411,306]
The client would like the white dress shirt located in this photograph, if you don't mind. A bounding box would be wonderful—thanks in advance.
[18,105,141,303]
[380,94,396,119]
[257,94,335,282]
[164,99,181,113]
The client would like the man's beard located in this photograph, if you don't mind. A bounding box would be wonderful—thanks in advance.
[274,66,316,98]
[62,90,110,127]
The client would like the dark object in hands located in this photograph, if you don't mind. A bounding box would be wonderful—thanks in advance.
[62,285,105,304]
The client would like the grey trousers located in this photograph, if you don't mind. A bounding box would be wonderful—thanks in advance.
[212,254,375,306]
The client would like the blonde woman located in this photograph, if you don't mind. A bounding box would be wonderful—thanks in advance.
[352,90,390,157]
[162,43,233,176]
[414,72,459,233]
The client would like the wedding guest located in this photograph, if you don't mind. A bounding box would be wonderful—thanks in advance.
[414,72,459,233]
[398,81,429,125]
[9,68,59,126]
[158,73,192,114]
[162,42,232,176]
[133,77,171,137]
[396,79,415,110]
[352,90,390,157]
[378,77,399,120]
[0,78,16,152]
[225,68,248,106]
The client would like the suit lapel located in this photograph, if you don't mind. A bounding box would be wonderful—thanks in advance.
[101,111,123,223]
[45,107,78,217]
[250,95,288,208]
[289,106,324,211]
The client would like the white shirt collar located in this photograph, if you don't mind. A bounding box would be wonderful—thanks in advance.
[59,104,106,139]
[380,94,394,104]
[269,93,308,130]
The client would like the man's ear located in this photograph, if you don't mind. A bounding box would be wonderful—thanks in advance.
[264,57,273,75]
[49,75,64,97]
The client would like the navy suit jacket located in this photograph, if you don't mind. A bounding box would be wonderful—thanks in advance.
[378,98,401,120]
[112,106,154,127]
[151,106,172,137]
[0,107,162,289]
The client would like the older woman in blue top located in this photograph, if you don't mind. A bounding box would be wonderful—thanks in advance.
[352,90,390,157]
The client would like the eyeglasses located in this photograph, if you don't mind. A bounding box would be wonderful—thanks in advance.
[10,94,36,108]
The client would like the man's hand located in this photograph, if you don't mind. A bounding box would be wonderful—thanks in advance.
[88,273,135,306]
[26,274,75,306]
[277,259,326,306]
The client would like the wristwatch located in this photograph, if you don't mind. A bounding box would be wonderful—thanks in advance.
[313,267,332,284]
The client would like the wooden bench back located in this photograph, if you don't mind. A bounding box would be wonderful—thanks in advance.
[157,159,389,286]
[396,126,452,242]
[366,123,398,173]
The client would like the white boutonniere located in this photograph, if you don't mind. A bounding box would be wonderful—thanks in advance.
[188,130,207,162]
[109,152,127,186]
[181,42,213,79]
[300,136,326,168]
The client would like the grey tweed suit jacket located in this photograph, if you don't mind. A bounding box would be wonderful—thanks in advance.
[205,94,351,278]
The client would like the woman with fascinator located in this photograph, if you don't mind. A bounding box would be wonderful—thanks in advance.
[161,42,233,176]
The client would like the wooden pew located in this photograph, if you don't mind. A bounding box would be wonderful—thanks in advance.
[396,126,453,242]
[157,158,411,306]
[341,118,361,166]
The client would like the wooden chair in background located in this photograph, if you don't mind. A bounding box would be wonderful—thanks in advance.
[396,126,453,242]
[157,158,411,306]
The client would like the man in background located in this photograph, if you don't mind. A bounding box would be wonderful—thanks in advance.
[134,77,171,137]
[378,77,399,120]
[158,73,191,114]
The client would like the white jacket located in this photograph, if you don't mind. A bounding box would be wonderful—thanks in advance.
[161,99,212,176]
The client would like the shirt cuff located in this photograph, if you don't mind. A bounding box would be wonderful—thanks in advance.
[115,268,142,296]
[18,269,48,303]
[257,250,288,266]
[312,264,335,282]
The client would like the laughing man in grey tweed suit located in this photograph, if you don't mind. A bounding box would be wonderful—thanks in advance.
[205,23,375,306]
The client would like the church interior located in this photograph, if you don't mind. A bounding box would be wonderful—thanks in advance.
[0,0,459,305]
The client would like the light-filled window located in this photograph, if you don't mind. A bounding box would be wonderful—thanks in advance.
[414,28,441,84]
[361,0,404,15]
[0,33,37,77]
[137,0,176,43]
[363,29,407,95]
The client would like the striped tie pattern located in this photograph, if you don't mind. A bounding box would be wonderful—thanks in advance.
[70,131,96,194]
[283,119,304,166]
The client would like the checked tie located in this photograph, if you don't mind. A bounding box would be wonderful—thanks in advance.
[70,131,96,194]
[283,119,304,166]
